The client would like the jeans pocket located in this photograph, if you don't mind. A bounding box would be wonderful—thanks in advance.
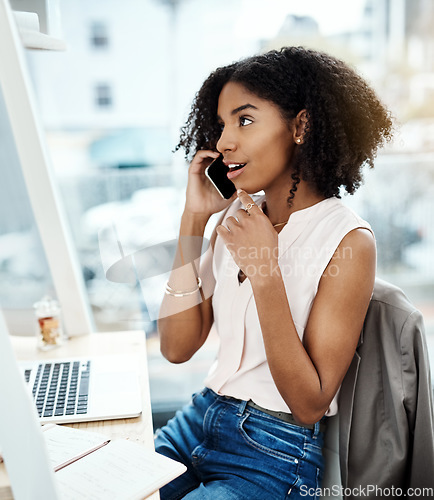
[237,412,305,463]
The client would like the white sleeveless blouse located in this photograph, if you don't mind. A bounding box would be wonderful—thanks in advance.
[204,195,373,416]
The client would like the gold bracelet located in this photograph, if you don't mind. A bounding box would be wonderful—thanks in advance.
[165,277,202,297]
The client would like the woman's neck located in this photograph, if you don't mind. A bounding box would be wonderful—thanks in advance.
[263,180,326,226]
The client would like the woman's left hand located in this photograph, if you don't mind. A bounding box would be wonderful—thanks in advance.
[216,190,280,282]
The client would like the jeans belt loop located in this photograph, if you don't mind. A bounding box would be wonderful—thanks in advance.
[237,399,248,416]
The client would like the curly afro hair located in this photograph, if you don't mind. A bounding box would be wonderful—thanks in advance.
[176,46,393,200]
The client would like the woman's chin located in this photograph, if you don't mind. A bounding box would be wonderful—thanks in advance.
[233,180,254,194]
[234,183,261,196]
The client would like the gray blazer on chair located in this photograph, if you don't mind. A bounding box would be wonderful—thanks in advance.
[337,278,434,491]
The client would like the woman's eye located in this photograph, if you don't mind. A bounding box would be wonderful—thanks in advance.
[240,117,253,127]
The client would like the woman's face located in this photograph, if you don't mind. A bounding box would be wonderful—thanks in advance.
[216,81,296,195]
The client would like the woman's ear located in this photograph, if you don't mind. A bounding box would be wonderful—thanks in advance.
[293,109,309,144]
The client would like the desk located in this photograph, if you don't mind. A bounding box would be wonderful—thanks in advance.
[0,331,159,500]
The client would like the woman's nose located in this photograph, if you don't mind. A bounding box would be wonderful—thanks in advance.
[216,126,237,154]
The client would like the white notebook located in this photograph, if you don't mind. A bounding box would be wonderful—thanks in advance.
[43,424,187,500]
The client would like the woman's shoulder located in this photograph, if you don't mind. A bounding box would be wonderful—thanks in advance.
[316,197,371,231]
[293,197,374,254]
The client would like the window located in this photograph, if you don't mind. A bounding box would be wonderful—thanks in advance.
[90,22,109,49]
[95,83,112,108]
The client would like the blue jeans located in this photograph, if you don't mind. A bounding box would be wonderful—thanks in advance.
[154,388,325,499]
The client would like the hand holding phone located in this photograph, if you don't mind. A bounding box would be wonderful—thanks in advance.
[205,156,237,199]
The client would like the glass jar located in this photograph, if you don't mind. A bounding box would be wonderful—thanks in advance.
[33,296,64,350]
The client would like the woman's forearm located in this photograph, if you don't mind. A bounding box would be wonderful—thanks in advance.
[158,211,214,363]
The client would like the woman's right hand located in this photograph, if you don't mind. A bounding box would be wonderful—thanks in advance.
[183,150,236,219]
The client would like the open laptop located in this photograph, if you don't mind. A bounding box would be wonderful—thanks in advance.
[19,353,142,424]
[0,309,186,500]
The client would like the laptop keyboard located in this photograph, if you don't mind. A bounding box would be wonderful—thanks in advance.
[24,361,91,418]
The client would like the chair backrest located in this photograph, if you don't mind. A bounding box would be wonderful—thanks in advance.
[332,278,434,489]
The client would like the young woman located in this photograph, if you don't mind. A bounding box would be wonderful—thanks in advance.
[155,46,393,499]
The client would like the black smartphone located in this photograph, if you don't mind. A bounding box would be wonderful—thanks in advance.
[205,156,236,199]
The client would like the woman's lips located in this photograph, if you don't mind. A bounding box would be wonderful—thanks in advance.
[227,163,246,180]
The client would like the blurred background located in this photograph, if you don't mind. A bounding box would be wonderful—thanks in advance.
[1,0,434,428]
